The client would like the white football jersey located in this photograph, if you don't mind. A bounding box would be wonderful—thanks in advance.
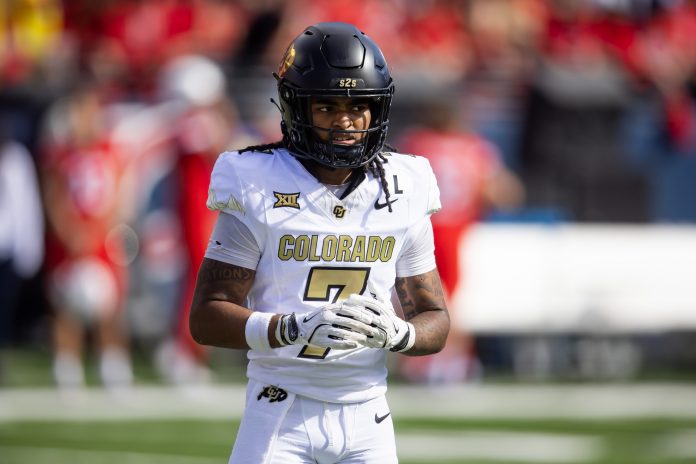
[206,147,441,402]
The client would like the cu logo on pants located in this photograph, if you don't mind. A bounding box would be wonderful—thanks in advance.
[257,385,288,403]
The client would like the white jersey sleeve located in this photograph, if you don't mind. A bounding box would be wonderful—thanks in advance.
[395,216,436,277]
[421,155,442,216]
[205,212,261,270]
[387,153,440,277]
[206,151,268,252]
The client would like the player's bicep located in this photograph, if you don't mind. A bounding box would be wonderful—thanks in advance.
[394,268,447,321]
[193,257,256,306]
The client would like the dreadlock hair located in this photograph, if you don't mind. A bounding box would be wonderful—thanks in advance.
[238,140,398,213]
[365,143,398,213]
[238,141,287,154]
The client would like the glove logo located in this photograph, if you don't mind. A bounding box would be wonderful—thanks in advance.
[257,385,288,403]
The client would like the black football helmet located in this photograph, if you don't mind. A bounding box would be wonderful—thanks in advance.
[275,22,394,169]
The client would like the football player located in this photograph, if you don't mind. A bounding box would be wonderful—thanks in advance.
[190,22,450,463]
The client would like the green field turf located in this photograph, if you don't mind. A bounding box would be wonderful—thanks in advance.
[2,349,696,463]
[1,417,696,463]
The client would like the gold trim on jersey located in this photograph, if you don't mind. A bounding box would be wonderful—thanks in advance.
[278,234,395,263]
[207,188,245,214]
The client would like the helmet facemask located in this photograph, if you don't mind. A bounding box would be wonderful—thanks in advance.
[280,88,393,169]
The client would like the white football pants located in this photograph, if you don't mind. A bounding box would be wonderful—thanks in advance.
[229,379,398,463]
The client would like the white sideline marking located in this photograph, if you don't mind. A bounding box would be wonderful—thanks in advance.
[0,432,602,464]
[0,445,221,464]
[390,383,696,420]
[1,383,696,422]
[396,430,602,463]
[655,428,696,459]
[0,385,246,422]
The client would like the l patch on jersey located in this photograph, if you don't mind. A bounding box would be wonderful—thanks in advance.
[333,205,346,218]
[274,192,301,209]
[374,175,403,210]
[392,175,404,194]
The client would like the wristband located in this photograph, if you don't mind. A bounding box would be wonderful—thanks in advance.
[389,322,416,353]
[245,311,274,352]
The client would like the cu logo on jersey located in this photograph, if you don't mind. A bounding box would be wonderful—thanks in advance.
[257,385,288,403]
[333,205,346,218]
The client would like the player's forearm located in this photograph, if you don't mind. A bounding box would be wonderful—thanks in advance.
[189,299,253,349]
[403,309,450,356]
[189,258,262,349]
[394,270,450,356]
[190,299,285,350]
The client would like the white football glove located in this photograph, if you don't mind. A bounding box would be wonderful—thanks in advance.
[276,303,380,350]
[342,294,416,352]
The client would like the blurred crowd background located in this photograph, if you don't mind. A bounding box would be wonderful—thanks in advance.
[1,0,695,392]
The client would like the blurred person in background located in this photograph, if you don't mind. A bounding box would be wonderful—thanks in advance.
[263,0,470,84]
[396,0,472,84]
[398,95,524,383]
[519,0,650,222]
[154,54,258,386]
[88,0,197,96]
[624,0,696,222]
[40,82,133,394]
[259,0,404,70]
[0,0,74,156]
[0,0,65,89]
[0,130,44,382]
[189,22,449,462]
[59,0,249,93]
[462,0,546,169]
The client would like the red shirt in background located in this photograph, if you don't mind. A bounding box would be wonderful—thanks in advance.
[399,129,501,297]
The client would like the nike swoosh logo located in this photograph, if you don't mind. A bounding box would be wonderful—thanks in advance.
[375,412,391,424]
[302,312,319,323]
[374,198,398,210]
